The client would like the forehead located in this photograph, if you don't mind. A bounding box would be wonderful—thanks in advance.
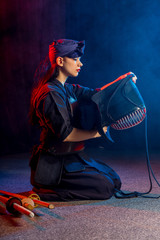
[64,56,81,61]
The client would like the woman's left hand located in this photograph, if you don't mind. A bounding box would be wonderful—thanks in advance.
[131,74,137,84]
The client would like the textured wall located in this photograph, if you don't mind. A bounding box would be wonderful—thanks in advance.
[0,0,66,155]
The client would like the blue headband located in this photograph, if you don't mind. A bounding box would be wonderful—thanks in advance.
[49,39,85,63]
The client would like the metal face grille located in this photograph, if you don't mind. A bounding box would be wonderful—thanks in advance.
[111,108,146,130]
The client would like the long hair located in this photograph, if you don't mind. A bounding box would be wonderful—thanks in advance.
[29,54,59,125]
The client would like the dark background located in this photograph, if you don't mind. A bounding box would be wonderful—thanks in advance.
[0,0,160,156]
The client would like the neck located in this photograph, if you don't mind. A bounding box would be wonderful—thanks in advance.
[56,71,68,86]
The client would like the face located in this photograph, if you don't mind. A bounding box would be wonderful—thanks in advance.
[60,57,83,78]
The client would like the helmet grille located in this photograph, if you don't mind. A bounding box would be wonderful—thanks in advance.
[111,108,146,130]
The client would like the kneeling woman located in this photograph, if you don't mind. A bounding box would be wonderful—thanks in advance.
[29,39,121,201]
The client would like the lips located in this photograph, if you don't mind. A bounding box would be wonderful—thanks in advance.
[77,69,81,72]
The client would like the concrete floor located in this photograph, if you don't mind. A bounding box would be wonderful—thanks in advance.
[0,148,160,240]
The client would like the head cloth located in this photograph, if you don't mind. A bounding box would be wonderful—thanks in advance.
[49,39,85,65]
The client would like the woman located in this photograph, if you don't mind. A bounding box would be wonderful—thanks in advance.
[29,39,122,201]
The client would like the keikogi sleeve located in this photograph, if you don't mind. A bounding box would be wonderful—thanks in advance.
[66,83,100,100]
[40,91,73,141]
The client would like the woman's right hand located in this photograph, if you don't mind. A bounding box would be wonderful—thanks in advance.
[94,126,108,138]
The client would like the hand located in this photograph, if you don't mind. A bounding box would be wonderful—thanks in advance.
[129,72,137,84]
[94,126,108,138]
[132,75,137,84]
[103,126,108,133]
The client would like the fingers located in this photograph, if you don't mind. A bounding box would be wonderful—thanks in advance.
[103,126,108,133]
[132,75,137,84]
[128,71,137,84]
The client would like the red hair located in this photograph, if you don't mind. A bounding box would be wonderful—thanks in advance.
[29,54,58,125]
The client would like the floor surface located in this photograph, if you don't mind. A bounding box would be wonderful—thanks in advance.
[0,148,160,240]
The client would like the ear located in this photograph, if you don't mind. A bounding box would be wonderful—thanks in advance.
[56,57,64,66]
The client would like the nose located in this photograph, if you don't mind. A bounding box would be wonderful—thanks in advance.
[78,59,83,67]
